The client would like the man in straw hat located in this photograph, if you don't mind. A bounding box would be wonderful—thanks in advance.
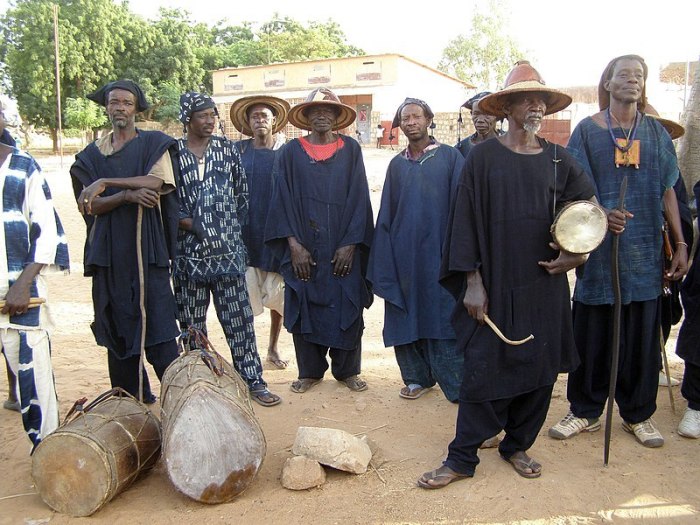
[0,99,69,450]
[367,98,464,402]
[265,87,373,394]
[455,91,503,159]
[173,92,281,407]
[231,95,290,371]
[549,55,687,448]
[418,61,595,488]
[70,80,181,400]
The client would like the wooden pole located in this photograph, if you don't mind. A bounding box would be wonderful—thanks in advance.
[52,4,63,166]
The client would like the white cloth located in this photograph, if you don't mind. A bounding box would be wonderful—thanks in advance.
[245,267,284,316]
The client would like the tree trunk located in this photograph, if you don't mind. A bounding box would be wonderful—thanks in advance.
[679,59,700,200]
[50,127,58,154]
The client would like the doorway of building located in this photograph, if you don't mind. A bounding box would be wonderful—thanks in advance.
[356,104,370,144]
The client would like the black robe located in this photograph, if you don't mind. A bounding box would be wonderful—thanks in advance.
[265,137,373,351]
[70,130,180,359]
[440,138,595,402]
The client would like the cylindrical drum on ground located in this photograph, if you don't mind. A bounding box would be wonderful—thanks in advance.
[160,350,266,503]
[31,389,161,517]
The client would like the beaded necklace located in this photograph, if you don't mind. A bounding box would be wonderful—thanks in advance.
[605,108,641,168]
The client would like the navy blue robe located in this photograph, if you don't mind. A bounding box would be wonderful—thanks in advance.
[70,131,180,359]
[368,144,463,346]
[238,139,280,271]
[441,138,594,402]
[265,137,373,351]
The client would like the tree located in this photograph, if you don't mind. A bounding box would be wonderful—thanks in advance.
[0,0,141,151]
[678,60,700,199]
[438,7,526,90]
[64,96,107,135]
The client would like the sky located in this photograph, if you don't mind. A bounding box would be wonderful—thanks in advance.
[0,0,697,89]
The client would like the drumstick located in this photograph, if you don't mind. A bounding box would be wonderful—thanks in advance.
[484,314,534,346]
[0,297,46,309]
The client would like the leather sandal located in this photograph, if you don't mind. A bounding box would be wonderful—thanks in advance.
[500,451,542,478]
[417,465,471,489]
[341,375,367,392]
[290,378,321,394]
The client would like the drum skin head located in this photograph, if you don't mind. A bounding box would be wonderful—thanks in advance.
[552,201,608,254]
[163,384,266,503]
[32,433,112,517]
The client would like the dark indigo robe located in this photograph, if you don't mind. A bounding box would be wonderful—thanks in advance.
[238,138,280,271]
[676,179,700,366]
[368,144,463,346]
[70,131,180,359]
[441,138,595,402]
[265,137,373,351]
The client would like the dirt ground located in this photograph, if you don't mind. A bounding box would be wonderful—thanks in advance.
[0,148,698,525]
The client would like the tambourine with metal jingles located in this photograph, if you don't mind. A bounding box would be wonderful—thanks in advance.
[550,200,608,254]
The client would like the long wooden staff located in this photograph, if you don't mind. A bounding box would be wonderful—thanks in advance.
[660,331,676,413]
[136,205,146,404]
[604,176,628,466]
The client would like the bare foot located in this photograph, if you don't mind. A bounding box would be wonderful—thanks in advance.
[266,348,288,369]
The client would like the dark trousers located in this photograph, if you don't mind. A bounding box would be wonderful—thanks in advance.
[292,334,361,381]
[394,339,462,402]
[568,300,660,424]
[682,361,700,411]
[444,385,553,476]
[107,340,179,398]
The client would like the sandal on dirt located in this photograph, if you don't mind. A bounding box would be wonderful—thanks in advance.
[3,399,20,412]
[290,378,322,394]
[250,388,282,407]
[266,356,289,369]
[500,451,542,479]
[479,435,501,449]
[417,465,471,489]
[341,375,368,392]
[399,384,431,399]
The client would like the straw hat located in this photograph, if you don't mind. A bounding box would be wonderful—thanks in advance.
[479,61,572,119]
[288,88,356,131]
[644,103,685,140]
[229,95,290,136]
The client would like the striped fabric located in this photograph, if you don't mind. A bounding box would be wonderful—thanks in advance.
[0,148,69,450]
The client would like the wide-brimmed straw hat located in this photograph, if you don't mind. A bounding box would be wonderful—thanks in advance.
[288,88,356,131]
[479,61,572,118]
[230,95,290,136]
[644,103,685,140]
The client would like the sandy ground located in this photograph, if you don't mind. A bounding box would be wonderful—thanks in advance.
[0,147,698,525]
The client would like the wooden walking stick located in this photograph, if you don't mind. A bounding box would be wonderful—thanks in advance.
[136,204,146,404]
[604,175,628,466]
[660,331,676,414]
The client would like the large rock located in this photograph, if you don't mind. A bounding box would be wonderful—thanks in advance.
[292,427,372,474]
[281,456,326,490]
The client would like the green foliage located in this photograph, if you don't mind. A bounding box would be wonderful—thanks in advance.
[64,96,107,130]
[438,8,526,90]
[0,1,364,149]
[153,81,182,124]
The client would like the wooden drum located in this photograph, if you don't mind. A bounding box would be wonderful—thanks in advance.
[160,350,266,504]
[31,389,161,517]
[551,200,608,254]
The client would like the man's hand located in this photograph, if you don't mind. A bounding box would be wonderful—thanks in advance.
[124,188,159,208]
[78,179,108,215]
[331,245,355,277]
[607,208,633,235]
[288,237,315,281]
[666,243,688,281]
[1,263,44,316]
[463,270,488,323]
[538,242,589,274]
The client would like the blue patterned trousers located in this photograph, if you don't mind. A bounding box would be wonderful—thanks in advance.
[1,328,59,451]
[173,274,266,390]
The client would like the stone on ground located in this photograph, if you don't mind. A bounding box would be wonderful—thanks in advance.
[281,456,326,490]
[292,426,373,474]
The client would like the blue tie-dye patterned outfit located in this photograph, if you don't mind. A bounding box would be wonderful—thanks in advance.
[0,148,69,451]
[173,136,268,392]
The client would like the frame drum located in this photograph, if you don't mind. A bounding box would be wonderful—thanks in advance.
[551,201,608,254]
